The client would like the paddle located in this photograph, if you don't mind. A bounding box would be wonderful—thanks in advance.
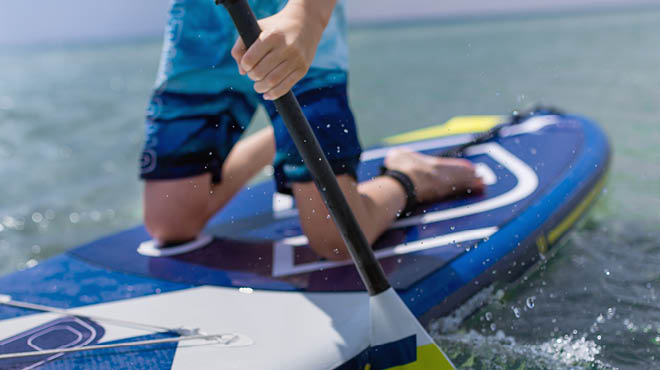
[215,0,455,368]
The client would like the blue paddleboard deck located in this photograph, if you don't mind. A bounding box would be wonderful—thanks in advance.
[0,111,610,369]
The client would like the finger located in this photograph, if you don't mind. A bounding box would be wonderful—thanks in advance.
[253,60,289,93]
[263,69,306,100]
[241,34,275,72]
[247,49,285,82]
[231,38,247,75]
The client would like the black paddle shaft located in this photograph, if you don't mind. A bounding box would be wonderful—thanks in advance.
[216,0,390,295]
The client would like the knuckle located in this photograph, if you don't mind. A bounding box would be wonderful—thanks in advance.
[248,69,264,81]
[265,72,281,87]
[270,88,284,99]
[263,30,282,45]
[242,56,255,69]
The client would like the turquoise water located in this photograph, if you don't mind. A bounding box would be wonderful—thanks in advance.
[1,6,659,369]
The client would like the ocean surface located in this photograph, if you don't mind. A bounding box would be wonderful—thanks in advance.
[1,6,659,370]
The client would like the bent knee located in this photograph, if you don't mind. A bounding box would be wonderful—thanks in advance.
[307,233,352,261]
[144,210,204,244]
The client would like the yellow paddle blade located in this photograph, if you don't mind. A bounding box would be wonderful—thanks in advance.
[368,288,455,369]
[384,115,505,144]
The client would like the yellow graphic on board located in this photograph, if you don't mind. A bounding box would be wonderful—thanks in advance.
[384,115,505,144]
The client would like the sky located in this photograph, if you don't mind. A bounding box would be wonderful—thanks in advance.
[0,0,657,47]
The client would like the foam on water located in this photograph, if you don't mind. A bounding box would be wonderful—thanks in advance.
[434,330,611,370]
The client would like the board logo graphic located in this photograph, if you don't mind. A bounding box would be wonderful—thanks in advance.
[0,317,105,369]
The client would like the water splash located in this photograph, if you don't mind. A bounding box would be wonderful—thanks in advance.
[434,330,611,370]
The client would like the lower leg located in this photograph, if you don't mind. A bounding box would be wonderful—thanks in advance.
[293,175,405,260]
[294,149,485,260]
[143,127,275,243]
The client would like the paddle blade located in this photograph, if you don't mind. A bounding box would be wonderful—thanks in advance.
[368,288,455,370]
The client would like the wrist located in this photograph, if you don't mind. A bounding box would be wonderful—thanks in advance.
[285,0,336,31]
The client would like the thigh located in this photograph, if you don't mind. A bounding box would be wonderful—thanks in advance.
[263,78,362,194]
[140,91,256,184]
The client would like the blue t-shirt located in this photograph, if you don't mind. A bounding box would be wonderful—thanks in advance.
[153,0,348,96]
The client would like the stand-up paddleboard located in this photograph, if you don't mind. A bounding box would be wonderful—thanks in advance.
[0,110,610,369]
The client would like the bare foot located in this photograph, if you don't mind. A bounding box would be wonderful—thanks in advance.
[383,149,485,203]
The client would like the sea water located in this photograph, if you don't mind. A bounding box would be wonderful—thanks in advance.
[1,6,659,369]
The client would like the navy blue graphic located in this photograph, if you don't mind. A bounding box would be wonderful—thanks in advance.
[336,335,417,370]
[0,317,104,370]
[39,333,178,370]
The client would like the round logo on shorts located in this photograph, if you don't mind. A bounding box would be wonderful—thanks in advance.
[140,149,158,174]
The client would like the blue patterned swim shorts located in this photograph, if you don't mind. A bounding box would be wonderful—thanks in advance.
[139,0,361,192]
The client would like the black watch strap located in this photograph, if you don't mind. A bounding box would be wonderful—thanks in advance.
[380,167,418,216]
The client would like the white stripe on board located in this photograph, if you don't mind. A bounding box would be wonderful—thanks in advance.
[271,227,498,277]
[360,134,475,161]
[474,162,497,185]
[500,115,559,137]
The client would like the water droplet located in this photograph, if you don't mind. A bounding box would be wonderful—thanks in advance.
[450,226,455,231]
[511,306,521,318]
[238,287,254,294]
[343,129,349,133]
[606,307,616,319]
[25,259,38,269]
[485,312,493,321]
[526,296,536,309]
[604,269,610,276]
[69,213,80,224]
[31,212,43,223]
